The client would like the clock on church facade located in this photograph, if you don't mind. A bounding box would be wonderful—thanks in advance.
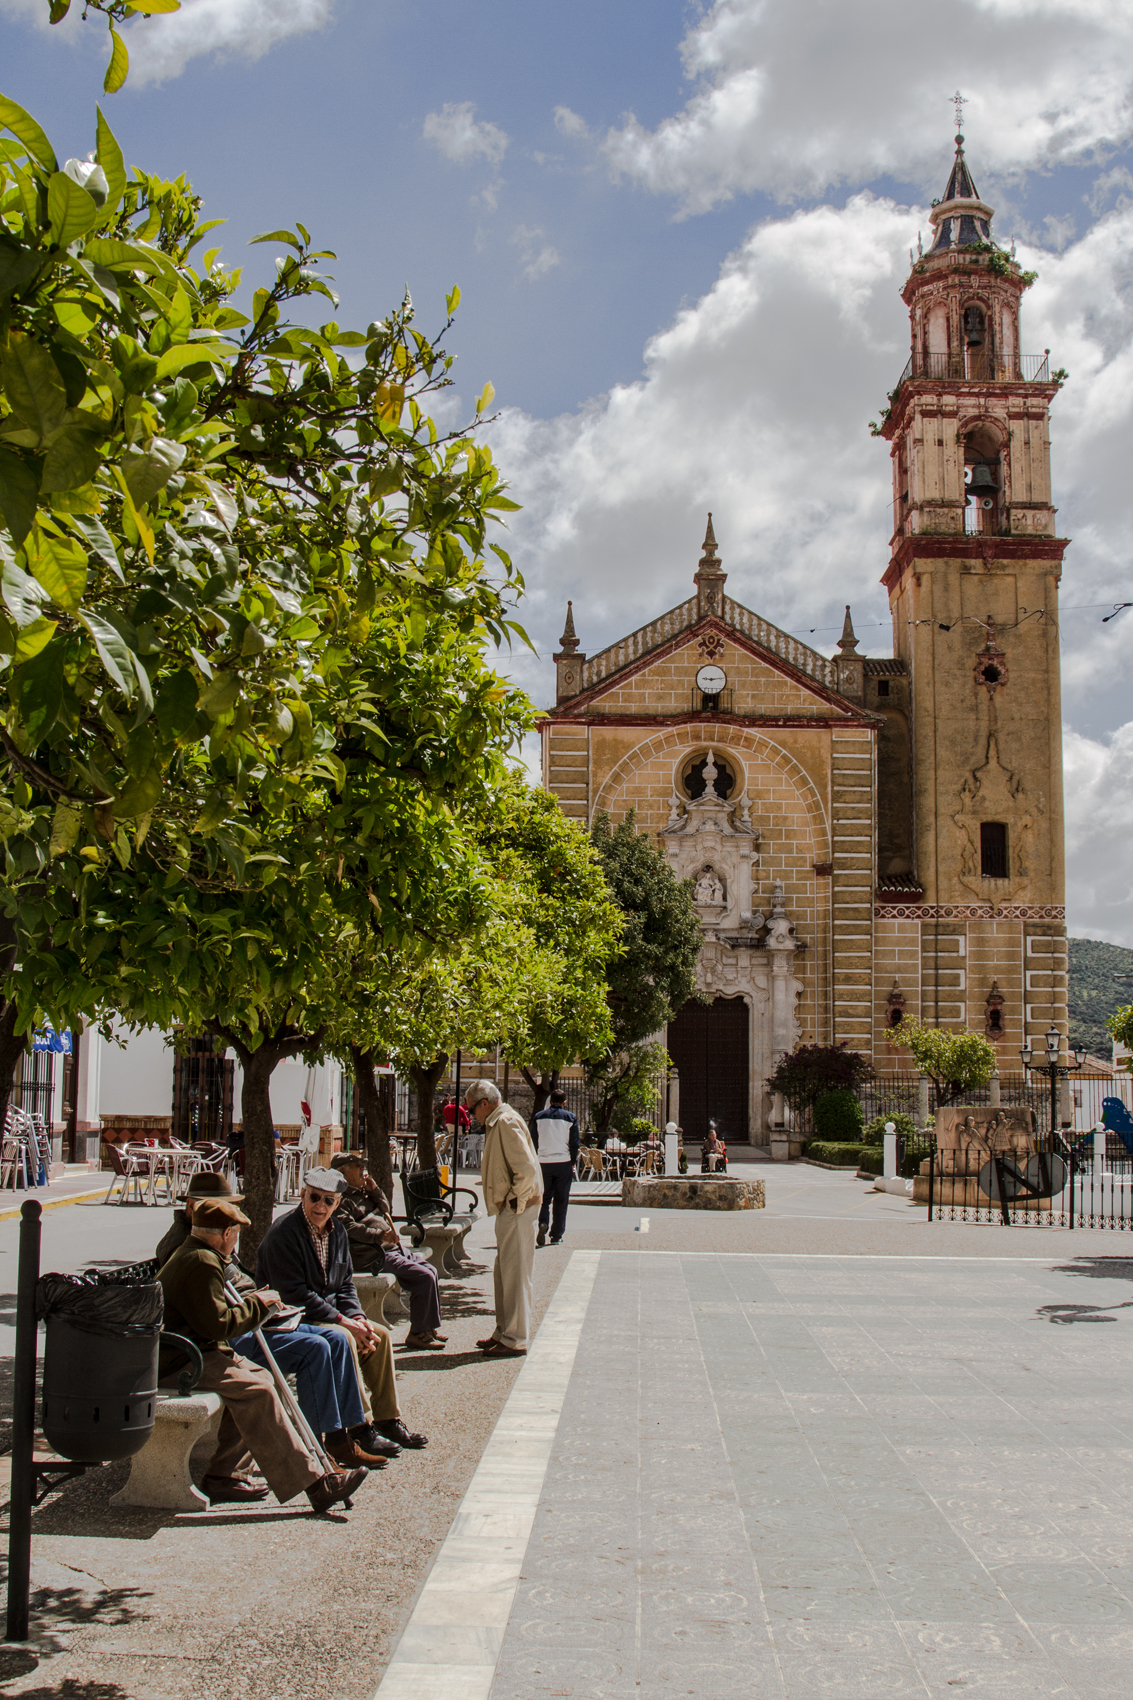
[541,133,1069,1153]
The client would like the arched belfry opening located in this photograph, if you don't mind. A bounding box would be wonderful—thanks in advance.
[963,421,1003,535]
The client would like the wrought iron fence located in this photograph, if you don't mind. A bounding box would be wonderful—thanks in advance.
[10,1051,54,1130]
[892,350,1050,395]
[923,1127,1133,1229]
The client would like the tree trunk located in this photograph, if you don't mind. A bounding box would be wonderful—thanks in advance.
[410,1054,448,1170]
[350,1043,394,1202]
[232,1041,286,1259]
[520,1066,559,1119]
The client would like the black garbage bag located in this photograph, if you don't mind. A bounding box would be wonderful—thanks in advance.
[36,1274,163,1337]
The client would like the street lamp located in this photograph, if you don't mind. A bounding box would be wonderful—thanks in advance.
[1020,1026,1086,1140]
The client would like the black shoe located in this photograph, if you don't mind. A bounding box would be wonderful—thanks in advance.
[350,1422,401,1458]
[536,1224,547,1247]
[374,1417,428,1449]
[549,1237,563,1245]
[306,1467,367,1513]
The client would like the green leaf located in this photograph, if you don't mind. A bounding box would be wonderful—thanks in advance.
[79,607,135,696]
[249,229,303,251]
[0,448,42,545]
[446,285,461,314]
[70,513,123,582]
[13,616,57,665]
[1,557,49,627]
[41,415,107,493]
[47,172,103,248]
[104,27,129,95]
[49,1,72,22]
[475,381,495,414]
[14,640,65,738]
[95,107,127,215]
[0,95,58,173]
[49,800,81,857]
[83,238,175,280]
[112,766,163,820]
[1,339,68,439]
[154,668,199,740]
[198,670,240,716]
[0,236,46,304]
[125,0,181,12]
[153,341,235,381]
[122,436,186,507]
[197,475,237,533]
[27,531,87,613]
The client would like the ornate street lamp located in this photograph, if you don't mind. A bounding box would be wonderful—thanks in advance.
[1020,1027,1086,1140]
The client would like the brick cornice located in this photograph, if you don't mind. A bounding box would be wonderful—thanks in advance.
[882,533,1069,592]
[547,614,865,717]
[543,710,879,732]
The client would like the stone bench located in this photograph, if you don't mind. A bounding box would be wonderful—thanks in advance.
[621,1175,765,1211]
[408,1214,477,1276]
[110,1391,223,1513]
[353,1270,410,1327]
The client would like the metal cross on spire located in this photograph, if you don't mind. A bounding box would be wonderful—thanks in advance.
[953,90,966,140]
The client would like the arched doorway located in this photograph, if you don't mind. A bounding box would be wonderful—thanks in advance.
[666,997,749,1146]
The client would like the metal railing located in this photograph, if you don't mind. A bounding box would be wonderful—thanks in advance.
[924,1128,1133,1230]
[891,350,1050,397]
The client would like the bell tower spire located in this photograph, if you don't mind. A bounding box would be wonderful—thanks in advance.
[694,512,727,618]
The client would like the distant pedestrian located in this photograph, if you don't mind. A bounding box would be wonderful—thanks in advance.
[532,1089,580,1247]
[464,1081,542,1357]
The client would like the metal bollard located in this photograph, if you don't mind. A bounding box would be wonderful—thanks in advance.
[7,1200,42,1643]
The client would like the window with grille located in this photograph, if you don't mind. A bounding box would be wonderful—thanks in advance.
[980,821,1008,879]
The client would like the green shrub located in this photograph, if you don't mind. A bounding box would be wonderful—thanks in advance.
[814,1089,864,1142]
[804,1141,866,1166]
[857,1146,884,1176]
[863,1111,918,1144]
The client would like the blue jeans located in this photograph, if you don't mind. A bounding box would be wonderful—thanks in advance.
[231,1322,365,1435]
[538,1163,574,1241]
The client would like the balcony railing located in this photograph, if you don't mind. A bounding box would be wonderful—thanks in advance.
[892,350,1050,396]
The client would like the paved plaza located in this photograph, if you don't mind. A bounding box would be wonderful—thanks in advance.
[0,1172,1131,1697]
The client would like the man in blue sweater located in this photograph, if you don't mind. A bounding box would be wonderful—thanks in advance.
[532,1089,581,1248]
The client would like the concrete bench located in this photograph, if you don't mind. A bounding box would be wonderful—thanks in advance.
[110,1391,223,1513]
[409,1215,478,1275]
[353,1270,410,1327]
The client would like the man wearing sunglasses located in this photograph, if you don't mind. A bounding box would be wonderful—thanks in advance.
[255,1167,427,1455]
[464,1081,541,1358]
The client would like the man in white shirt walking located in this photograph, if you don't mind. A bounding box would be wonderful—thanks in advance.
[532,1089,581,1248]
[465,1081,542,1358]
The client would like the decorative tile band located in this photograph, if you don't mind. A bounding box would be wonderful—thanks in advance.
[874,903,1066,921]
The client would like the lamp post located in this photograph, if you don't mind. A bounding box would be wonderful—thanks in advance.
[1020,1025,1087,1140]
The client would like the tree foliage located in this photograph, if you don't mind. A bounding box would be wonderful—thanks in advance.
[766,1043,872,1112]
[587,811,701,1054]
[889,1018,997,1106]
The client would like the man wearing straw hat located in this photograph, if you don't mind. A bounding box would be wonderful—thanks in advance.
[158,1198,368,1514]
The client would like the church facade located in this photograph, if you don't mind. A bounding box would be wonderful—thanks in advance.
[540,136,1069,1146]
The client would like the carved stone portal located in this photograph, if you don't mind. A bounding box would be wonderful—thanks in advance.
[661,756,803,1137]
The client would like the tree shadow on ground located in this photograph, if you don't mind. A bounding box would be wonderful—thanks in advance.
[393,1349,499,1372]
[0,1681,133,1698]
[1051,1256,1133,1281]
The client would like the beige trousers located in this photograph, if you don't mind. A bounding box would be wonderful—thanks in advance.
[195,1351,323,1503]
[327,1320,400,1422]
[492,1204,537,1350]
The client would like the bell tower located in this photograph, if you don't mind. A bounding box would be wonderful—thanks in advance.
[879,128,1068,1056]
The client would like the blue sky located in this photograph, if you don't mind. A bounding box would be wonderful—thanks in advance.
[3,0,1133,940]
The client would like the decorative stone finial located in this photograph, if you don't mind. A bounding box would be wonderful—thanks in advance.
[770,878,786,916]
[694,515,726,615]
[837,606,859,655]
[700,513,719,564]
[558,600,579,654]
[702,749,718,791]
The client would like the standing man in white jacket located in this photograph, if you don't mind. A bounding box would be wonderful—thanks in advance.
[532,1088,581,1248]
[465,1081,543,1358]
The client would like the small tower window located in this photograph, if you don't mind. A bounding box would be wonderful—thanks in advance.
[682,753,735,801]
[980,821,1008,879]
[876,678,891,698]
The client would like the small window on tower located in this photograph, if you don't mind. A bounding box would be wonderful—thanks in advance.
[980,822,1008,879]
[876,679,891,698]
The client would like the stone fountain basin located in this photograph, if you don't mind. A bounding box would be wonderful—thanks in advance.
[621,1176,765,1211]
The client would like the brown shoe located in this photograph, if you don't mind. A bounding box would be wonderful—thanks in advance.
[326,1435,389,1471]
[202,1475,270,1504]
[405,1331,445,1350]
[306,1467,368,1513]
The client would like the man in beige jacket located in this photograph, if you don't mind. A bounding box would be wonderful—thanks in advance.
[465,1080,542,1356]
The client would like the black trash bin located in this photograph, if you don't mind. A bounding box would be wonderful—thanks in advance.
[37,1273,164,1463]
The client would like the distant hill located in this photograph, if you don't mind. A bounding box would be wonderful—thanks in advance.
[1068,937,1133,1057]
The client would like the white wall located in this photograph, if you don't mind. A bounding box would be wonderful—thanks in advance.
[97,1024,176,1117]
[229,1056,341,1128]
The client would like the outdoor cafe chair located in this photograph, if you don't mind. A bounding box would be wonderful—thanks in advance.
[103,1143,148,1206]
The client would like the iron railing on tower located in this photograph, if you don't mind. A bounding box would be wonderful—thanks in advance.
[890,349,1050,400]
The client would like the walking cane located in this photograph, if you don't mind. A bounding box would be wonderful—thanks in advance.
[221,1280,354,1501]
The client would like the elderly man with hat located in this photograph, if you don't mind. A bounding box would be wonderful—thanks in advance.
[329,1152,447,1350]
[158,1198,368,1513]
[256,1167,428,1453]
[464,1080,541,1358]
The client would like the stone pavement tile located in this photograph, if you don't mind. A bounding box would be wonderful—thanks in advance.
[775,1652,928,1697]
[491,1647,637,1700]
[761,1586,900,1622]
[769,1620,910,1658]
[916,1665,1078,1697]
[756,1558,877,1592]
[902,1621,1048,1660]
[882,1585,1022,1623]
[992,1565,1133,1623]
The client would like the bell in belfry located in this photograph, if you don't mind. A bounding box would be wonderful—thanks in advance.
[966,461,997,498]
[964,305,985,345]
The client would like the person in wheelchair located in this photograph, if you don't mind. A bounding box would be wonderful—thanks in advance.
[701,1121,728,1172]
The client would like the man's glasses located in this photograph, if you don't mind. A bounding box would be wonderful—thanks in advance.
[306,1189,339,1206]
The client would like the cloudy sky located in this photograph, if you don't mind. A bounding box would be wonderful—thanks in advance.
[3,0,1133,943]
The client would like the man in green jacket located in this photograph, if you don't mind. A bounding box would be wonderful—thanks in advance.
[158,1198,367,1514]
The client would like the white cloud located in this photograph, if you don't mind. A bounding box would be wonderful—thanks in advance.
[600,0,1133,213]
[125,0,333,85]
[423,102,509,167]
[554,106,589,141]
[511,225,561,281]
[1064,725,1133,944]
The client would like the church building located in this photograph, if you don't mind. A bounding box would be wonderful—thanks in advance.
[540,134,1069,1147]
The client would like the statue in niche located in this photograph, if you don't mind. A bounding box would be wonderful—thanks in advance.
[694,867,725,906]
